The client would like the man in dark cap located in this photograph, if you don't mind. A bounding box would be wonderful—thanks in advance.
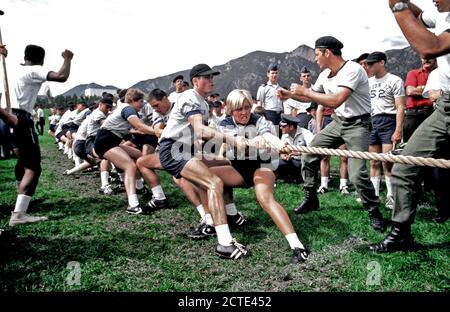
[256,62,283,130]
[366,51,405,210]
[158,63,249,260]
[354,52,370,75]
[276,114,314,183]
[168,74,185,105]
[0,44,73,226]
[278,35,385,234]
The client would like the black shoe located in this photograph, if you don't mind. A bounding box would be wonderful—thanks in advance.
[227,212,247,227]
[215,239,248,260]
[291,247,309,264]
[369,209,387,233]
[188,221,216,239]
[126,205,152,215]
[294,187,320,214]
[147,197,169,211]
[368,223,416,252]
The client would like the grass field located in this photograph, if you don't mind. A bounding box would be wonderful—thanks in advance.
[0,129,448,292]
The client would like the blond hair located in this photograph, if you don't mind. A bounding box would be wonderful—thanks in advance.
[225,89,253,116]
[125,88,145,104]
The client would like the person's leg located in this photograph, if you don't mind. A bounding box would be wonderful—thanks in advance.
[370,108,449,252]
[104,146,139,209]
[297,119,343,213]
[339,144,349,194]
[9,116,47,226]
[369,144,382,197]
[253,168,308,263]
[180,160,248,259]
[382,143,395,208]
[319,156,330,193]
[342,118,384,233]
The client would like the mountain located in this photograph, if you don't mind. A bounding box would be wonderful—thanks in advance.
[64,45,422,99]
[61,83,119,97]
[132,45,421,98]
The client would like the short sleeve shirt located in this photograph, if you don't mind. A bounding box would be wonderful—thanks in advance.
[369,73,405,115]
[312,61,371,118]
[101,102,138,138]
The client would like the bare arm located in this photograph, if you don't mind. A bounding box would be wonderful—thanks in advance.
[47,50,73,82]
[291,83,353,109]
[406,85,426,97]
[389,1,450,59]
[316,104,324,132]
[153,123,165,138]
[128,116,156,136]
[0,107,17,126]
[392,96,405,145]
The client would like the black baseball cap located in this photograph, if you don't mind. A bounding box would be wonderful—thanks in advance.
[189,64,220,82]
[366,52,387,64]
[172,74,184,83]
[306,102,318,112]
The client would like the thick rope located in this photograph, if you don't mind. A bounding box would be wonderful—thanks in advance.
[264,142,450,169]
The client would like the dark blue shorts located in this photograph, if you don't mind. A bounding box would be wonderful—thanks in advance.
[94,129,122,159]
[85,136,95,156]
[73,139,87,159]
[49,124,57,132]
[322,116,333,129]
[159,138,193,179]
[131,134,158,150]
[370,114,396,145]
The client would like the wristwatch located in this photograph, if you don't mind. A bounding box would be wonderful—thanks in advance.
[392,2,409,13]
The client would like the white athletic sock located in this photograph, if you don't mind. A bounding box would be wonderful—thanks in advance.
[285,233,305,250]
[58,142,64,150]
[320,176,329,188]
[14,194,32,213]
[196,204,206,219]
[151,185,166,200]
[370,176,381,197]
[385,176,393,197]
[204,213,214,226]
[100,171,110,188]
[135,178,144,190]
[215,224,233,246]
[339,179,348,189]
[64,145,69,154]
[225,202,237,216]
[74,155,81,168]
[128,194,139,208]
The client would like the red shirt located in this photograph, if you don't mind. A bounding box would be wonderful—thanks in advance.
[404,68,433,108]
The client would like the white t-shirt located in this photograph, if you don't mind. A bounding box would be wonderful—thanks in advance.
[0,65,49,114]
[421,11,450,93]
[312,61,371,118]
[369,73,405,116]
[160,89,209,145]
[37,108,44,118]
[168,91,184,105]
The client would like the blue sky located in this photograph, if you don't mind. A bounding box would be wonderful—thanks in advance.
[1,0,437,96]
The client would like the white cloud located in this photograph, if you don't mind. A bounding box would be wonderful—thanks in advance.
[0,0,438,95]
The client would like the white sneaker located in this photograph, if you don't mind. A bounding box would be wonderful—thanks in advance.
[9,212,48,227]
[317,186,328,195]
[340,185,351,196]
[385,195,394,210]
